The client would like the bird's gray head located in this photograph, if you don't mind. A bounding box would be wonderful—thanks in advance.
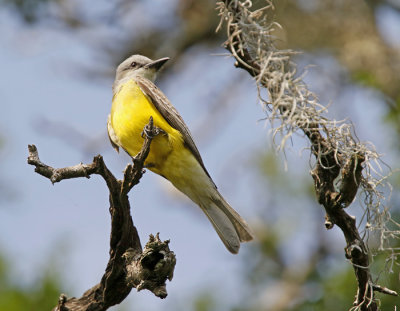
[114,54,169,85]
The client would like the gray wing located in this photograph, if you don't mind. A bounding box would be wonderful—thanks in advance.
[136,76,214,183]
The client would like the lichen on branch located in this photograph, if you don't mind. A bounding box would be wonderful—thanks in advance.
[217,0,398,309]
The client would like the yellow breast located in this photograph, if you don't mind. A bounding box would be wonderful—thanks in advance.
[110,79,184,174]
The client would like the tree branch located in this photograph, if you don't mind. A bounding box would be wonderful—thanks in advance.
[28,117,176,311]
[218,1,397,310]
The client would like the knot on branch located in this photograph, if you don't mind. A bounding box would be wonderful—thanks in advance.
[345,241,365,260]
[324,214,334,229]
[124,233,176,299]
[333,153,365,208]
[54,293,68,311]
[311,151,365,214]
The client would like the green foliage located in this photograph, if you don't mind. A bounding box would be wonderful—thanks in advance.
[384,97,400,138]
[351,70,380,89]
[0,253,61,311]
[292,266,356,311]
[256,150,314,198]
[193,292,216,311]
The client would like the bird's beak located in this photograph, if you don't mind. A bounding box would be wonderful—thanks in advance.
[146,57,170,71]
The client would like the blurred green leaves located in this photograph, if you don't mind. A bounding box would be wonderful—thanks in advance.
[256,149,315,198]
[351,70,380,89]
[193,292,216,311]
[0,253,61,311]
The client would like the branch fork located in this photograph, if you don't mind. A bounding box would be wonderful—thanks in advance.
[28,118,176,311]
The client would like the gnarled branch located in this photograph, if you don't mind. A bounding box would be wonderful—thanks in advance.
[218,1,397,310]
[28,117,176,311]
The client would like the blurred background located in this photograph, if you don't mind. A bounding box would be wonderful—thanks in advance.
[0,0,399,310]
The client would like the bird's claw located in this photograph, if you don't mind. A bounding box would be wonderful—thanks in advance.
[141,125,164,139]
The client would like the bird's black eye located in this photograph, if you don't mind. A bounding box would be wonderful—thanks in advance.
[130,61,138,68]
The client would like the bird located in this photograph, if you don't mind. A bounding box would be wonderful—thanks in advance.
[107,54,254,254]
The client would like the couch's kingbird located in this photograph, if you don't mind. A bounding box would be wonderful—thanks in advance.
[108,54,253,253]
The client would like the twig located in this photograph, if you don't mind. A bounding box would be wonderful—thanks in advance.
[372,284,398,297]
[28,118,176,311]
[27,145,97,184]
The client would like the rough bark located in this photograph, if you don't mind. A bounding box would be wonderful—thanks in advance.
[27,117,176,311]
[220,0,397,309]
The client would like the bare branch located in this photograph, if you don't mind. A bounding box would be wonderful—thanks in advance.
[28,118,176,311]
[27,144,98,184]
[372,284,398,297]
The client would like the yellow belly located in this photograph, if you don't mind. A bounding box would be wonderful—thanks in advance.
[110,79,185,176]
[110,79,218,207]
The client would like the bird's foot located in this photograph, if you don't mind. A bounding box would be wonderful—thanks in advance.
[141,121,165,139]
